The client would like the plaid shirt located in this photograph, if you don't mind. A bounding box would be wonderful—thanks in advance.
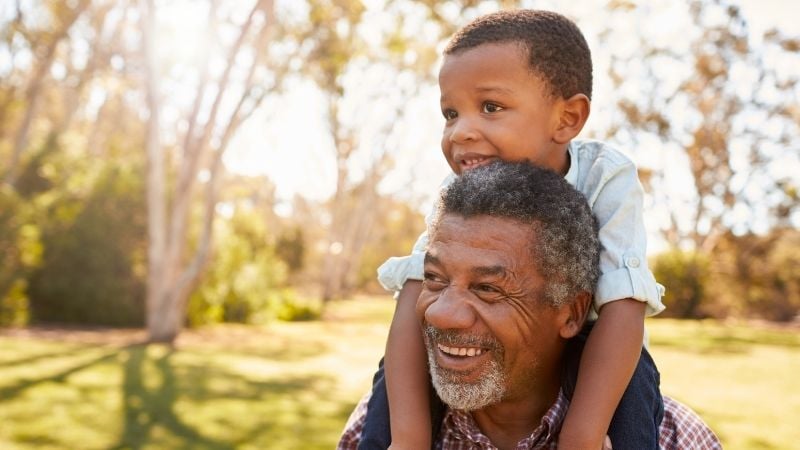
[338,392,721,450]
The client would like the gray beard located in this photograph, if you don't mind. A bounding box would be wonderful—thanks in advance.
[424,325,506,411]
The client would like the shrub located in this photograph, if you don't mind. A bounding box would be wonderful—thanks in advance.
[652,249,711,318]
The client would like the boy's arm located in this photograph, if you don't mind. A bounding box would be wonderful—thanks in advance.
[379,174,453,448]
[384,280,431,449]
[559,148,662,449]
[558,299,646,449]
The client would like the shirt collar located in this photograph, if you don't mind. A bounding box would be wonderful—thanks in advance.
[441,390,570,449]
[564,141,578,187]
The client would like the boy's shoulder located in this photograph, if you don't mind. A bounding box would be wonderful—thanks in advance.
[570,139,636,169]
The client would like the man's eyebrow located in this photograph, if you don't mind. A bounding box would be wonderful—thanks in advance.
[424,252,440,266]
[472,265,507,277]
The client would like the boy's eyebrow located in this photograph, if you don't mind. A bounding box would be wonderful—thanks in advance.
[440,86,514,103]
[474,85,514,95]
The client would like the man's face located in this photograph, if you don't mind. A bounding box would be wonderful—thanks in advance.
[438,42,567,176]
[417,214,569,411]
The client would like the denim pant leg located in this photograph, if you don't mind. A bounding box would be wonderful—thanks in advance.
[358,358,392,450]
[607,347,665,450]
[562,322,664,450]
[358,358,447,450]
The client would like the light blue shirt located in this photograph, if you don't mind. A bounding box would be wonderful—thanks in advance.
[377,139,665,319]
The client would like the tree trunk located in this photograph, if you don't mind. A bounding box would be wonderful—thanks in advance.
[141,0,273,342]
[140,0,173,343]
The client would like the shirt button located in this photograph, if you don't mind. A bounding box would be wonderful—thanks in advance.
[626,257,641,268]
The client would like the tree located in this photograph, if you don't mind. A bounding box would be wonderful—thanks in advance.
[1,0,92,186]
[604,0,800,252]
[297,0,519,301]
[139,0,285,342]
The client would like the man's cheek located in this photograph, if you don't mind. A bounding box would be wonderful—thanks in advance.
[415,290,437,319]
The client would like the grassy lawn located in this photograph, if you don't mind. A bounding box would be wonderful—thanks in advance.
[0,296,797,449]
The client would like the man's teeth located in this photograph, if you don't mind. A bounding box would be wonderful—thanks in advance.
[464,159,483,165]
[438,343,483,357]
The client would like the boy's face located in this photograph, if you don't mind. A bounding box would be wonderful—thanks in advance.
[439,42,568,175]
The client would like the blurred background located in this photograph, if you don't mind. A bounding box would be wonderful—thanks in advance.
[0,0,798,448]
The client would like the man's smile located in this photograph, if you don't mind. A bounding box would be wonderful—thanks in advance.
[426,326,502,380]
[438,343,484,357]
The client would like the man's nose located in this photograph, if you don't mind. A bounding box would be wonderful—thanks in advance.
[448,116,479,143]
[424,286,477,330]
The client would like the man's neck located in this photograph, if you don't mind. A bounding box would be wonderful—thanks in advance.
[470,383,561,450]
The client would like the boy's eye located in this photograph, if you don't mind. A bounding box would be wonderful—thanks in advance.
[482,102,503,113]
[442,109,457,120]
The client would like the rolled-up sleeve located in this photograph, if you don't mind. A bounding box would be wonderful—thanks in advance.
[376,174,454,293]
[587,157,665,317]
[376,232,428,292]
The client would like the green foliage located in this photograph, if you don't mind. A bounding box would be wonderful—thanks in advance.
[0,279,29,326]
[652,249,711,318]
[653,229,800,321]
[26,166,146,326]
[1,300,799,449]
[275,226,306,275]
[714,230,800,322]
[188,209,319,326]
[0,187,41,326]
[355,199,425,293]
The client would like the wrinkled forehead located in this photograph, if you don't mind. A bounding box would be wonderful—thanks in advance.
[429,213,538,264]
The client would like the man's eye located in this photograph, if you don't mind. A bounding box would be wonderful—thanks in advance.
[482,102,503,113]
[474,284,501,294]
[442,109,457,120]
[423,272,446,289]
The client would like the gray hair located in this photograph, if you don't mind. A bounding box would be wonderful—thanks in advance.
[431,161,600,306]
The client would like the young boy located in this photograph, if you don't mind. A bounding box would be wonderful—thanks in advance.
[361,9,665,450]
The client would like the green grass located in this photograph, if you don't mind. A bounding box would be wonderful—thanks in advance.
[0,297,797,449]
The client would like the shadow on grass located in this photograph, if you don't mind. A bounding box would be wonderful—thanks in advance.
[651,333,800,355]
[110,344,349,449]
[0,341,348,449]
[0,344,106,369]
[0,349,121,400]
[110,345,233,450]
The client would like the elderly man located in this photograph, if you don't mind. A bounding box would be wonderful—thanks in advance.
[339,161,720,450]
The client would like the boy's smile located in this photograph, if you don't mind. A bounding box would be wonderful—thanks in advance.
[439,42,570,175]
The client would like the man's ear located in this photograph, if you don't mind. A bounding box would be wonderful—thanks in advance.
[552,93,590,145]
[558,291,592,339]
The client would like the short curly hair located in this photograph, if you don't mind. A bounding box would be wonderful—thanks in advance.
[431,161,600,306]
[444,9,593,100]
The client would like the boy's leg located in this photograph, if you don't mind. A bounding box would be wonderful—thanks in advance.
[358,358,392,450]
[429,382,446,446]
[562,322,664,450]
[606,347,664,450]
[359,357,448,450]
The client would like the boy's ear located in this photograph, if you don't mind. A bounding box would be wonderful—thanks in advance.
[558,290,592,339]
[553,93,590,145]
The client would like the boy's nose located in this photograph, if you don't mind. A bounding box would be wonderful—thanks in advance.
[449,117,479,143]
[424,286,477,330]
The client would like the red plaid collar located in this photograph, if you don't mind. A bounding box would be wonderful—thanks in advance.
[439,391,569,450]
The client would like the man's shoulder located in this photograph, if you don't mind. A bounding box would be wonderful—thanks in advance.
[659,396,722,450]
